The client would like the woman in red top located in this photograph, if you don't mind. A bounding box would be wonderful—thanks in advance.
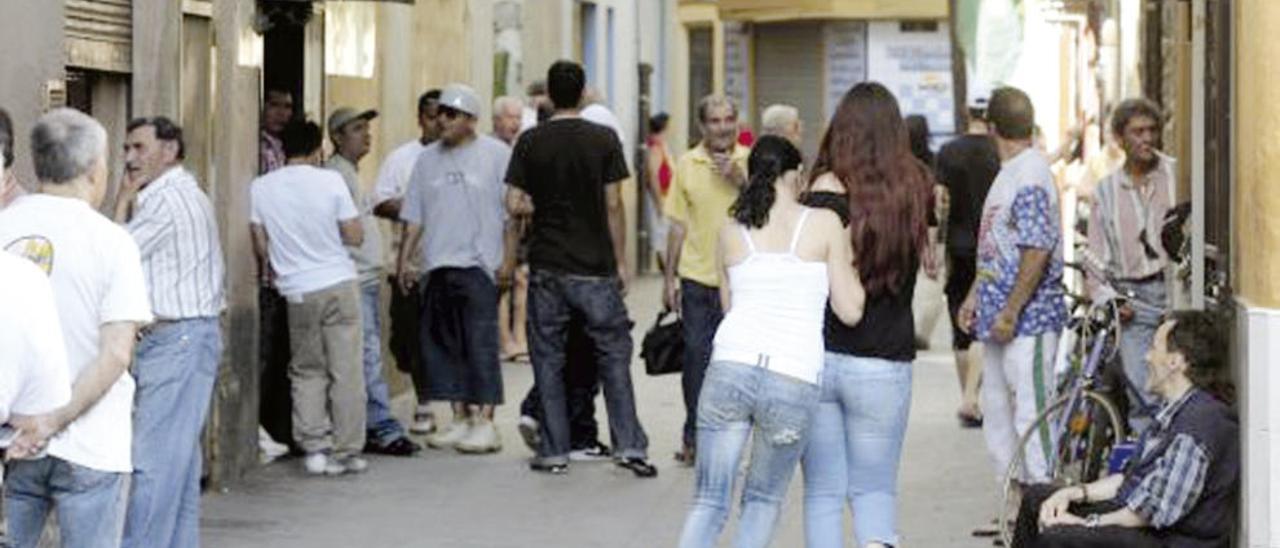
[646,113,674,269]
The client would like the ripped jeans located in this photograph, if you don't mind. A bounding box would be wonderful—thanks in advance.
[678,361,820,548]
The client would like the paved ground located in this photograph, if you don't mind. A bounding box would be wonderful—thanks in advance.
[201,275,1003,547]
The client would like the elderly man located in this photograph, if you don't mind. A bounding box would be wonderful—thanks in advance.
[664,94,748,465]
[1013,311,1237,547]
[492,96,524,146]
[109,117,226,548]
[373,89,441,436]
[760,103,803,149]
[0,108,153,547]
[1085,98,1176,434]
[398,84,512,455]
[0,108,24,209]
[251,120,368,476]
[325,107,420,457]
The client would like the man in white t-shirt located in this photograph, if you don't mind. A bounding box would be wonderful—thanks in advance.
[372,89,441,436]
[250,120,368,476]
[0,108,153,547]
[0,252,71,451]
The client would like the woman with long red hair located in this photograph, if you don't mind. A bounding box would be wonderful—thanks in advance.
[800,82,936,548]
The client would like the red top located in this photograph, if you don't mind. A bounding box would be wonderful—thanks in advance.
[647,137,673,194]
[737,129,755,148]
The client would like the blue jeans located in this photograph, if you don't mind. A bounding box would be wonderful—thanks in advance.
[680,279,723,448]
[802,353,912,548]
[360,281,405,444]
[678,361,820,548]
[527,269,648,463]
[122,318,222,548]
[4,456,129,548]
[1114,277,1167,434]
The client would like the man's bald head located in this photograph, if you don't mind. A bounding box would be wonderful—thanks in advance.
[988,86,1035,141]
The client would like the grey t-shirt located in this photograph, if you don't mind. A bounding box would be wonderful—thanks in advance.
[401,135,511,277]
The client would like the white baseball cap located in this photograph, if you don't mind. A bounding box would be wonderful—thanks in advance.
[439,84,482,118]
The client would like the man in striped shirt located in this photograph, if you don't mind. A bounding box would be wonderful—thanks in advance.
[113,116,226,548]
[1084,98,1176,434]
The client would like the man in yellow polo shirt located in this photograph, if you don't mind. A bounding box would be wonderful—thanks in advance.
[663,94,749,465]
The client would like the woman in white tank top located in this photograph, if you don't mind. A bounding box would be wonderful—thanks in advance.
[678,136,866,548]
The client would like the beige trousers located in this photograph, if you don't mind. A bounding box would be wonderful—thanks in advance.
[286,280,367,457]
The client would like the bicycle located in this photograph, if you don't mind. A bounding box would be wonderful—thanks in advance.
[997,296,1129,546]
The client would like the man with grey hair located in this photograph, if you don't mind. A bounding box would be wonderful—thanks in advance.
[760,103,803,149]
[492,96,524,145]
[0,108,153,547]
[663,93,747,465]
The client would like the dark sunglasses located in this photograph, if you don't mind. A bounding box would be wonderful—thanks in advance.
[439,107,468,120]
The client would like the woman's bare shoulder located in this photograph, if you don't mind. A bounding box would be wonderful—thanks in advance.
[809,172,847,194]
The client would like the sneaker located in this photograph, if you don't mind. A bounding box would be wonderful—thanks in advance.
[259,427,290,464]
[517,415,541,452]
[456,419,502,454]
[410,406,437,435]
[302,453,344,476]
[335,455,369,474]
[365,436,422,457]
[569,440,612,462]
[615,457,658,478]
[529,459,569,475]
[425,418,470,449]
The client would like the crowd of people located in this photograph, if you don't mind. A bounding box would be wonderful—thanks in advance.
[0,52,1240,548]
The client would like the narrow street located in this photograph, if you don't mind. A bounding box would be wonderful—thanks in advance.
[201,275,1000,547]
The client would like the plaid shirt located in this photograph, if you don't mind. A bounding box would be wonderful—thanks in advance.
[1123,389,1211,528]
[260,130,285,175]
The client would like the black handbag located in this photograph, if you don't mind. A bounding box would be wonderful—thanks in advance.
[641,310,684,376]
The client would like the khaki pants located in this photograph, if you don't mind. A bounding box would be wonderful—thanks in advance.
[286,280,366,457]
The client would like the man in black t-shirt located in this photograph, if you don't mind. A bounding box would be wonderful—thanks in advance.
[937,108,1000,428]
[502,60,655,477]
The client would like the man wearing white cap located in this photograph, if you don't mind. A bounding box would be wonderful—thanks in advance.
[326,107,421,457]
[397,84,514,454]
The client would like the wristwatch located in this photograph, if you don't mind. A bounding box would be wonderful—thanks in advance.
[1084,513,1102,528]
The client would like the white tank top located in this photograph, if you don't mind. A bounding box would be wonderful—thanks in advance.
[711,208,830,385]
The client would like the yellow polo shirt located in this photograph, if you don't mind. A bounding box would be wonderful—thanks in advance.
[664,144,750,287]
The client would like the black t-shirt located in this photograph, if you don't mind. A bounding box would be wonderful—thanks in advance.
[803,191,919,362]
[936,134,999,254]
[505,118,630,276]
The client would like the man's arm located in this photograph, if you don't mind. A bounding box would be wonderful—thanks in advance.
[605,181,629,295]
[664,220,687,311]
[505,186,533,217]
[250,223,272,285]
[396,222,424,295]
[338,218,364,247]
[39,322,137,438]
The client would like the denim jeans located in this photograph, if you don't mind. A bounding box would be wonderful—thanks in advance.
[4,456,130,548]
[360,281,406,444]
[519,314,600,449]
[801,353,913,548]
[527,269,647,463]
[680,279,723,448]
[678,361,820,548]
[122,318,222,548]
[1114,277,1167,434]
[419,267,504,405]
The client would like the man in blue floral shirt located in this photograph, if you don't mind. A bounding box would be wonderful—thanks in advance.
[959,87,1067,492]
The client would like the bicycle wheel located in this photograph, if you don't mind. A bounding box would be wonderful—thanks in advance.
[997,390,1125,546]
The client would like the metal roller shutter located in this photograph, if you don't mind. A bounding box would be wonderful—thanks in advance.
[65,0,132,73]
[754,21,824,160]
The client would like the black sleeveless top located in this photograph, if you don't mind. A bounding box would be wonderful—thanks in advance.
[802,191,919,362]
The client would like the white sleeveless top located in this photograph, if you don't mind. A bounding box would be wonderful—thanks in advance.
[711,209,830,385]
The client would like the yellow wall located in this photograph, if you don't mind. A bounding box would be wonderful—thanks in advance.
[713,0,947,22]
[1234,0,1280,308]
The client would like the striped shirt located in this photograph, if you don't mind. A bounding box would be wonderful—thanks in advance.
[1084,154,1175,303]
[1123,389,1210,528]
[125,167,226,319]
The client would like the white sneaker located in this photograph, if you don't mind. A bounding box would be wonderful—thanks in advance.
[456,419,502,454]
[336,455,369,474]
[410,405,437,435]
[517,415,541,452]
[425,418,470,449]
[303,453,343,476]
[259,427,289,463]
